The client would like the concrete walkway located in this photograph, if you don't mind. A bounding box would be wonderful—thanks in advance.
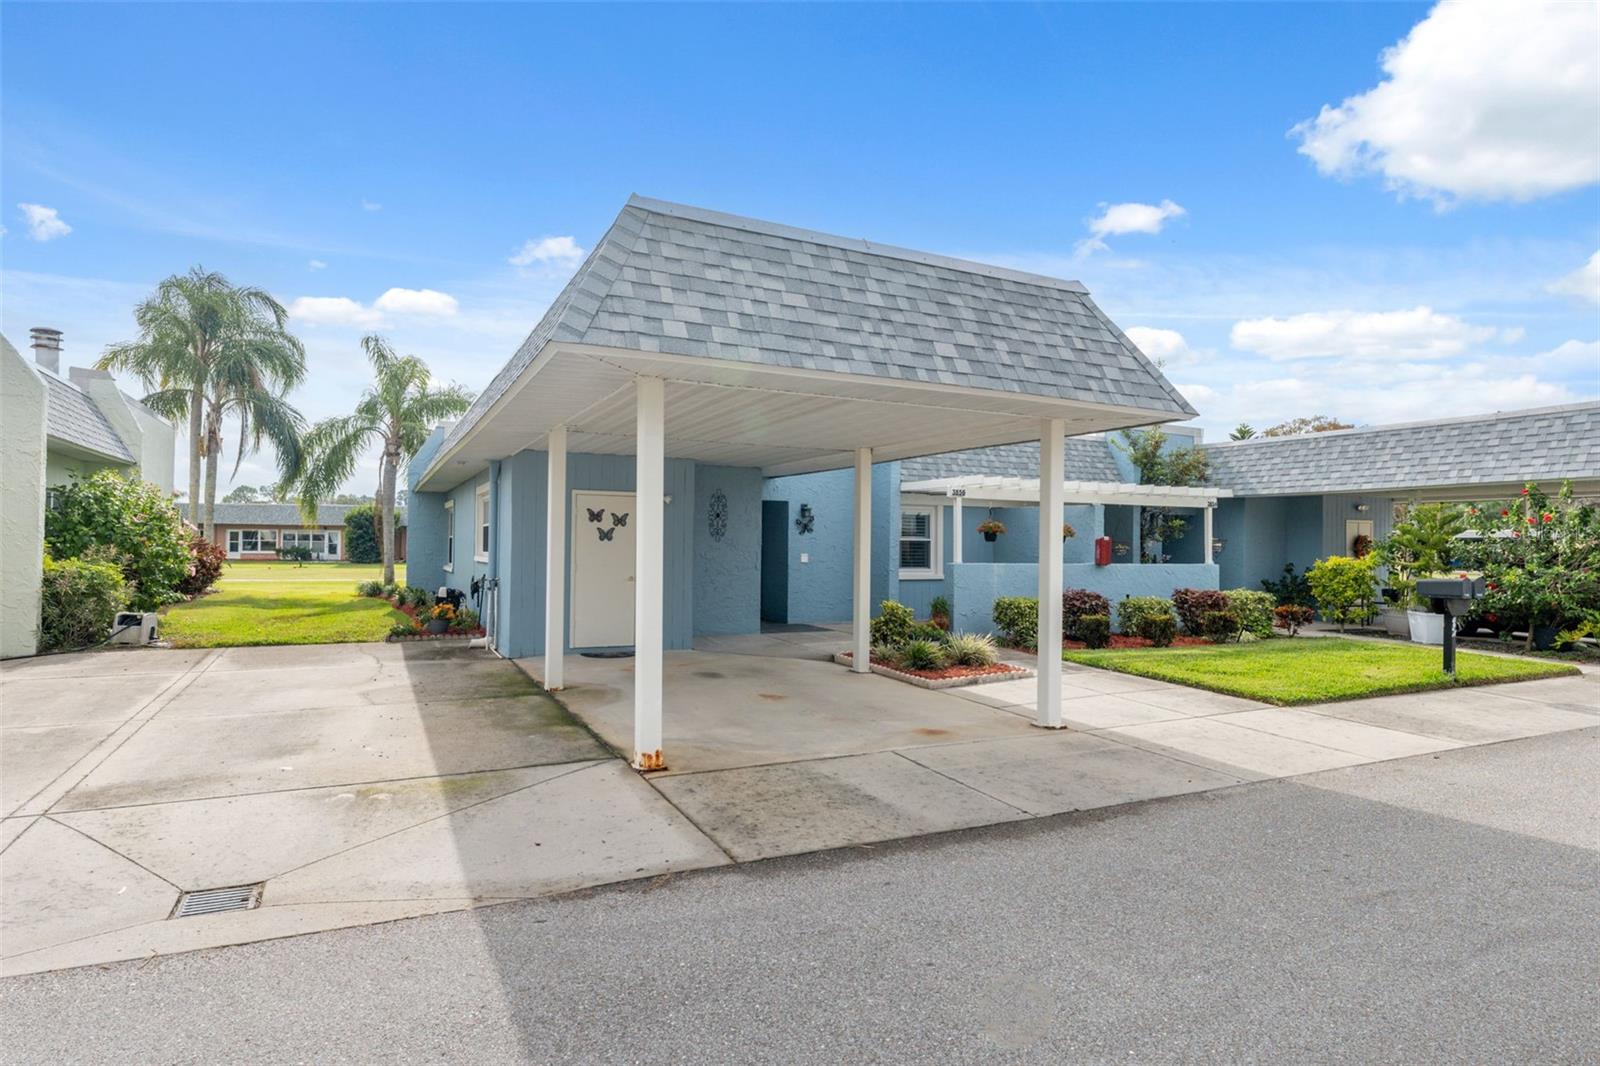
[4,639,1595,976]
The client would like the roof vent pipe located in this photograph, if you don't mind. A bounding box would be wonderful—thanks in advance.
[30,327,62,374]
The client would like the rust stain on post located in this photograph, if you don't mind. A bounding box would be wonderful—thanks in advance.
[634,750,667,772]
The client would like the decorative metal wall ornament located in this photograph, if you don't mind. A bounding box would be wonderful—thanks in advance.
[597,527,615,542]
[794,503,816,535]
[611,511,628,527]
[585,507,605,524]
[707,490,729,541]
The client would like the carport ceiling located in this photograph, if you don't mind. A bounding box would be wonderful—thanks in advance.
[418,343,1173,490]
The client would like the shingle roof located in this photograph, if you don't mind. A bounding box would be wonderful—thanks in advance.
[1202,403,1600,496]
[43,374,133,462]
[177,502,407,527]
[438,196,1195,461]
[900,438,1122,484]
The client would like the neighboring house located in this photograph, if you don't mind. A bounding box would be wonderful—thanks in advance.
[409,195,1195,766]
[179,503,408,562]
[1,329,177,658]
[758,402,1598,634]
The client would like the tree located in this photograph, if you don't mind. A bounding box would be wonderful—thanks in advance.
[293,336,473,584]
[1229,423,1255,440]
[98,267,306,538]
[223,484,266,503]
[1116,427,1210,562]
[1375,503,1467,606]
[1262,415,1354,437]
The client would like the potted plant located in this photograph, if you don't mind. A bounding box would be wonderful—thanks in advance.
[1375,504,1466,644]
[977,518,1006,543]
[1062,522,1076,542]
[425,602,456,634]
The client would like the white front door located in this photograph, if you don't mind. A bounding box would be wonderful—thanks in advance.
[570,491,636,648]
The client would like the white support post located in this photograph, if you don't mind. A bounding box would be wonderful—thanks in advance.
[633,378,666,770]
[543,426,567,691]
[1203,504,1214,566]
[852,447,872,674]
[951,494,964,565]
[1036,418,1066,728]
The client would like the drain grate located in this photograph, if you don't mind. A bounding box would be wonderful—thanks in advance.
[171,883,264,919]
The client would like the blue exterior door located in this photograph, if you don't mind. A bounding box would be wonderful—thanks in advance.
[760,500,789,624]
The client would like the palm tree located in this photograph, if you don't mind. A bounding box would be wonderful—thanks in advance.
[98,267,306,537]
[1230,423,1256,440]
[294,336,473,584]
[202,338,308,533]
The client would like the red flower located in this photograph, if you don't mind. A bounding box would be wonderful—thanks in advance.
[1542,513,1553,523]
[1486,582,1498,590]
[1526,516,1537,525]
[1521,487,1529,495]
[1500,509,1510,517]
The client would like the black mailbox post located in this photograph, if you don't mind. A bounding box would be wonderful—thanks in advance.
[1415,575,1487,676]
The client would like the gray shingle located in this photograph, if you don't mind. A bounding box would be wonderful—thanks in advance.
[44,375,133,462]
[901,438,1122,484]
[437,197,1195,463]
[1202,403,1600,495]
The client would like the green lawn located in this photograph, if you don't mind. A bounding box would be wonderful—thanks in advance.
[160,561,409,648]
[1062,637,1577,706]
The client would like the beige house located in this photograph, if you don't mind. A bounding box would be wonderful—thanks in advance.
[178,502,408,563]
[1,329,177,658]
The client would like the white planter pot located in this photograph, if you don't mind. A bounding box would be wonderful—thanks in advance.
[1380,608,1411,638]
[1407,610,1444,646]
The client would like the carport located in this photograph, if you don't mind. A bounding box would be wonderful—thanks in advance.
[414,196,1197,770]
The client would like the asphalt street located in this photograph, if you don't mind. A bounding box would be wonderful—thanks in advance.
[3,727,1596,1065]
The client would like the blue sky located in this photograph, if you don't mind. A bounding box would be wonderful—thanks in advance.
[4,2,1596,494]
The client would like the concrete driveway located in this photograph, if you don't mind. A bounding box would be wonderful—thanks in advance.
[0,643,727,976]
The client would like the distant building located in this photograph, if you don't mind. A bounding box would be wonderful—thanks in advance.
[178,502,408,563]
[1,329,177,658]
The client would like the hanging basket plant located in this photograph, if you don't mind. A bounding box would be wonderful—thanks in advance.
[1062,522,1076,541]
[977,518,1006,543]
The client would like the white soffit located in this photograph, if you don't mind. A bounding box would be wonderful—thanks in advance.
[416,344,1177,491]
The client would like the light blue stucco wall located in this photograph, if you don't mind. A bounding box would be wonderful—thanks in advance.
[694,466,762,635]
[761,463,899,624]
[1214,493,1380,593]
[408,446,761,658]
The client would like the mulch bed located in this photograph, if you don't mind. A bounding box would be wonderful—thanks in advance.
[1061,634,1213,651]
[387,601,485,643]
[836,651,1027,682]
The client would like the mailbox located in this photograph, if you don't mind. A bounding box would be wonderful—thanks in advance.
[1094,536,1112,567]
[1414,575,1487,675]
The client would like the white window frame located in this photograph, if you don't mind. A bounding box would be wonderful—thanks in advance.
[443,499,455,572]
[474,483,491,562]
[898,504,943,581]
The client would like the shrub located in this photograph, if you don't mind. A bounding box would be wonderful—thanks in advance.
[452,606,481,631]
[1137,614,1177,647]
[929,595,951,627]
[992,596,1039,647]
[397,586,434,610]
[1200,609,1242,643]
[945,632,998,667]
[1273,605,1314,636]
[909,622,951,645]
[1117,596,1174,635]
[1261,563,1315,608]
[870,600,916,647]
[380,582,399,600]
[357,580,383,597]
[1061,589,1110,637]
[345,504,405,566]
[43,471,190,610]
[1172,588,1229,634]
[1224,589,1276,638]
[178,530,226,597]
[869,643,900,664]
[277,545,314,563]
[1307,555,1379,631]
[388,620,419,638]
[39,554,129,652]
[1077,614,1111,649]
[898,639,947,671]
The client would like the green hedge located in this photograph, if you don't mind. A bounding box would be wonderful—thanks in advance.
[39,554,129,652]
[1116,596,1175,635]
[1224,589,1277,638]
[992,596,1038,647]
[44,471,189,610]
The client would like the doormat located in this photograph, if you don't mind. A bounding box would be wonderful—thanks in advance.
[760,623,831,634]
[581,649,635,658]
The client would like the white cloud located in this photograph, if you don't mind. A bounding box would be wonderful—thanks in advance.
[1125,326,1200,367]
[308,259,327,271]
[1292,0,1600,204]
[18,203,71,241]
[1076,200,1185,256]
[360,200,382,212]
[287,296,383,327]
[373,287,458,316]
[1175,383,1217,407]
[1230,306,1497,361]
[510,235,585,267]
[1548,251,1600,305]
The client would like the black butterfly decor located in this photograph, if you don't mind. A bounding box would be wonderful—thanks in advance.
[794,503,816,535]
[611,512,629,527]
[597,527,615,542]
[586,507,606,524]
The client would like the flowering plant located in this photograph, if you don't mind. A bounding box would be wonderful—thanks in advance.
[976,518,1007,536]
[428,602,458,623]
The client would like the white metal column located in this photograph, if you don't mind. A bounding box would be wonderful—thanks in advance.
[543,426,567,691]
[951,494,964,564]
[1203,503,1214,566]
[852,447,872,673]
[633,378,666,770]
[1036,418,1066,728]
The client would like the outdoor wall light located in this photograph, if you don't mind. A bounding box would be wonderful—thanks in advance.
[1211,538,1226,557]
[1353,503,1370,513]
